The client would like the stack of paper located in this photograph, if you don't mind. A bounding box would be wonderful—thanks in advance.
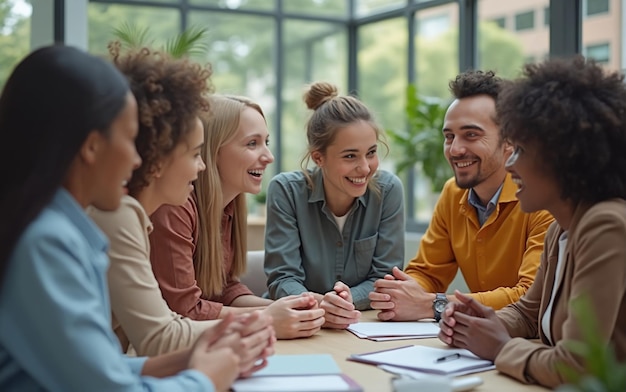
[347,321,440,341]
[348,345,495,377]
[232,354,363,392]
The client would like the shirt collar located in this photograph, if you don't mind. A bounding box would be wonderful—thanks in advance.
[54,188,108,253]
[308,168,368,208]
[468,183,503,211]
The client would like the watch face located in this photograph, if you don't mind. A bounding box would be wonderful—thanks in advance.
[434,300,447,312]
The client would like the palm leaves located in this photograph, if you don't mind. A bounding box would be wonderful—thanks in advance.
[112,22,209,58]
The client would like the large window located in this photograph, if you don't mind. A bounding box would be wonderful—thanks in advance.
[0,0,31,88]
[479,0,549,78]
[582,0,621,72]
[11,0,609,232]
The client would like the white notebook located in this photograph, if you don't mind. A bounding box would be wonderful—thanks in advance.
[349,345,495,377]
[347,321,439,341]
[232,354,363,392]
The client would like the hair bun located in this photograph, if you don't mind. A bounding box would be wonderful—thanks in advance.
[303,81,339,110]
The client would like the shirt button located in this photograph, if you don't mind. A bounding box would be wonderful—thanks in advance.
[336,275,341,280]
[336,241,343,247]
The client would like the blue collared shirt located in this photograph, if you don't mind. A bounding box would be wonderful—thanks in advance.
[264,169,405,310]
[0,188,213,391]
[467,183,504,226]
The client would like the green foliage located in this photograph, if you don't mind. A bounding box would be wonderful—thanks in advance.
[112,22,209,59]
[387,84,451,192]
[111,22,153,51]
[0,0,29,90]
[163,26,210,59]
[253,191,267,205]
[555,296,626,392]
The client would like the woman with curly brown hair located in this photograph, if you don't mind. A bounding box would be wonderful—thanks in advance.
[88,45,274,375]
[438,56,626,388]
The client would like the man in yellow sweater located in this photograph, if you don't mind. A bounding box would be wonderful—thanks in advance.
[369,70,554,321]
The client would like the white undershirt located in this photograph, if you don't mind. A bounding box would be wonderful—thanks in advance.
[541,231,568,345]
[333,213,348,233]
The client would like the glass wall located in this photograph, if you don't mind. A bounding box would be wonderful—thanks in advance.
[0,0,31,88]
[478,0,549,77]
[582,0,622,71]
[4,0,618,231]
[283,20,347,172]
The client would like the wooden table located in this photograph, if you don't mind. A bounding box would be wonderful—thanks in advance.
[274,311,548,392]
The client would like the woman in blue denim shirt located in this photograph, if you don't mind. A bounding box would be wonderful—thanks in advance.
[0,45,243,392]
[264,81,405,329]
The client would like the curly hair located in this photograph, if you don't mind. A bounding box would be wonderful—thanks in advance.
[449,70,502,101]
[109,43,212,197]
[498,55,626,204]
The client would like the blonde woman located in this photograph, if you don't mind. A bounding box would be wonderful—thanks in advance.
[150,95,325,339]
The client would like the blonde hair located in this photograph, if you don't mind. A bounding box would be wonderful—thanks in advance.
[194,95,265,298]
[301,81,388,196]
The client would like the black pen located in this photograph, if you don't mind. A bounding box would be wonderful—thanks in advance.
[434,353,461,363]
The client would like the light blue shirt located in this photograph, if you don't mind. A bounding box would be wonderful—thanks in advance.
[0,188,214,392]
[264,169,405,310]
[467,183,504,226]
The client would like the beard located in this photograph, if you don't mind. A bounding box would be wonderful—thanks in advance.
[454,170,482,189]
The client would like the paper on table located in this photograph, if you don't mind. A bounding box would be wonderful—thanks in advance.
[231,354,363,392]
[232,375,360,392]
[252,354,341,376]
[347,321,439,340]
[349,345,495,377]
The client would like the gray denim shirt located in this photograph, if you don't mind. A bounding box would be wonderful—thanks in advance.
[263,169,405,310]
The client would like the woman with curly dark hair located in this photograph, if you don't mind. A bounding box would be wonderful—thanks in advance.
[88,45,274,375]
[438,56,626,388]
[0,45,240,392]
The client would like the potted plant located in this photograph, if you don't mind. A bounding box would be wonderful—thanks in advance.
[386,84,451,192]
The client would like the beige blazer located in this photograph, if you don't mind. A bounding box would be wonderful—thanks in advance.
[89,196,217,356]
[495,199,626,388]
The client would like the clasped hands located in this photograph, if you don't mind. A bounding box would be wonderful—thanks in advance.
[187,310,275,391]
[369,266,436,321]
[438,291,511,362]
[317,281,361,329]
[264,292,326,339]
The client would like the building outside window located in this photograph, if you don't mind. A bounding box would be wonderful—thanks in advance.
[585,0,610,16]
[585,42,611,63]
[515,10,535,31]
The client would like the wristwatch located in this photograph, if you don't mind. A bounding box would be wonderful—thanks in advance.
[432,293,448,322]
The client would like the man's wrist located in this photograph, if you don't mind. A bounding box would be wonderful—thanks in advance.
[432,293,448,321]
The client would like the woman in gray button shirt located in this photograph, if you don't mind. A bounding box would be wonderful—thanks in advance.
[264,81,405,329]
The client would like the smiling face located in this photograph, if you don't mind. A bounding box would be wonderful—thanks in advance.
[443,94,510,199]
[216,107,274,203]
[91,92,142,211]
[506,141,561,214]
[312,120,379,216]
[153,117,206,207]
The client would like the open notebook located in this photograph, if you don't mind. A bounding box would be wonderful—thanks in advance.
[348,345,495,377]
[232,354,363,392]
